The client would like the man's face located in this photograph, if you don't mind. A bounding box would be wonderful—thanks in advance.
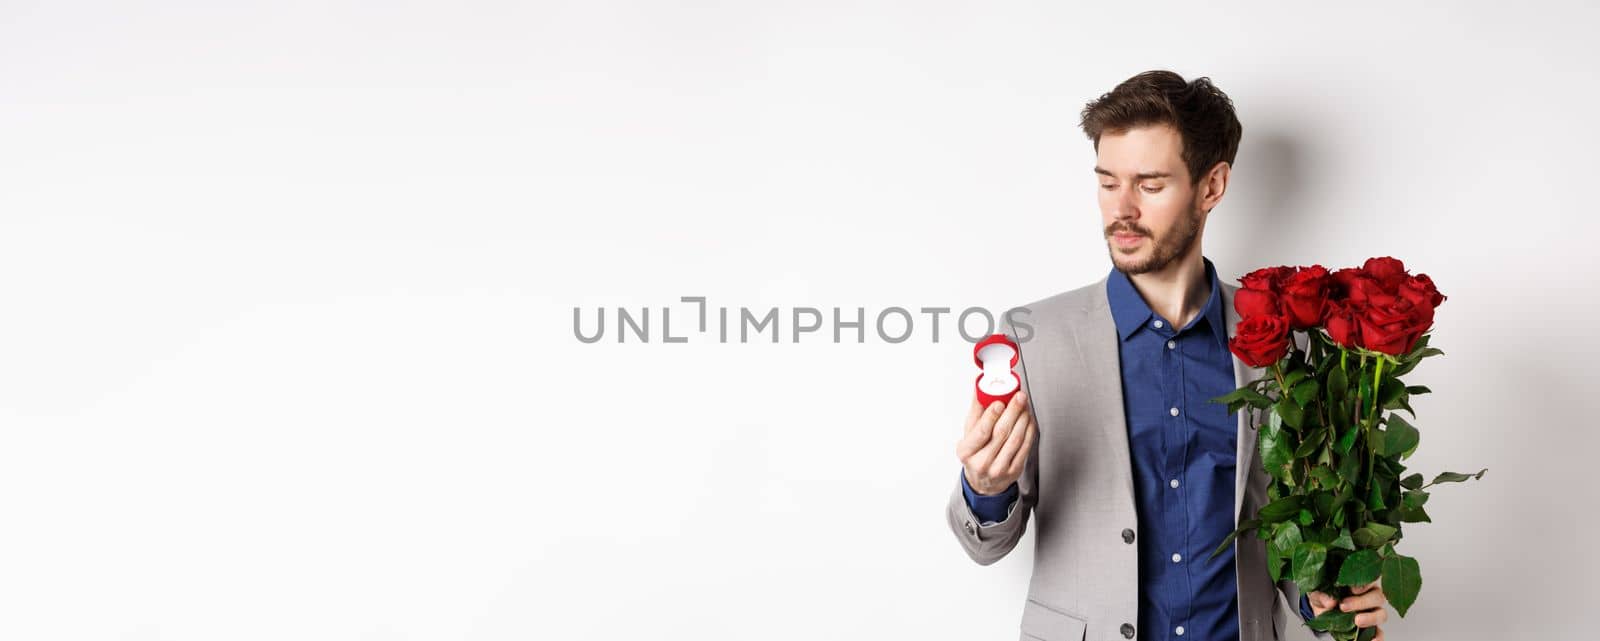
[1095,124,1204,275]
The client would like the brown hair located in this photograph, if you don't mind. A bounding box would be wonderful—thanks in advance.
[1079,70,1242,187]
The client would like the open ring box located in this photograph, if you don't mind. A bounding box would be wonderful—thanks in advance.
[973,333,1020,407]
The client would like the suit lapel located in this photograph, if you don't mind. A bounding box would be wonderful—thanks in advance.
[1079,275,1138,507]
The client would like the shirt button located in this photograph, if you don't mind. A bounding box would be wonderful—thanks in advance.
[1167,339,1176,349]
[1172,552,1182,563]
[1121,528,1136,544]
[1152,319,1164,328]
[1176,625,1186,635]
[1120,622,1136,638]
[1169,407,1180,417]
[1170,478,1180,489]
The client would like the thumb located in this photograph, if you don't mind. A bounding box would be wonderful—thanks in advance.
[1309,592,1332,609]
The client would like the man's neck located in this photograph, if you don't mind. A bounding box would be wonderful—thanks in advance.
[1127,249,1210,331]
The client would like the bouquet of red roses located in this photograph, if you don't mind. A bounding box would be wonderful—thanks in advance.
[1207,257,1486,641]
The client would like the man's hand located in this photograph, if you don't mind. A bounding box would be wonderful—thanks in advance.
[1308,579,1389,639]
[956,390,1035,496]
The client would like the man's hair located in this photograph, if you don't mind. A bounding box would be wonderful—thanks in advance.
[1079,70,1242,187]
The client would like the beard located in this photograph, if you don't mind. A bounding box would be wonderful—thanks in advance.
[1106,202,1203,276]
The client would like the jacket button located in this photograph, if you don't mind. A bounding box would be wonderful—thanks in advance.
[1121,622,1135,638]
[964,521,976,536]
[1121,528,1135,544]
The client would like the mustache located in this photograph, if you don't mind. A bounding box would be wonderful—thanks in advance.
[1106,225,1150,237]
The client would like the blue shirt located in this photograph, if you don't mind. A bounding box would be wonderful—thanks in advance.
[960,256,1317,639]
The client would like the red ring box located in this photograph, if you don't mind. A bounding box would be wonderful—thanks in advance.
[974,333,1020,407]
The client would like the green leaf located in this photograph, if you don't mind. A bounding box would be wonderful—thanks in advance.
[1352,523,1398,548]
[1335,422,1360,455]
[1258,495,1304,523]
[1211,388,1248,405]
[1293,379,1320,407]
[1208,518,1261,561]
[1330,528,1355,551]
[1244,387,1274,409]
[1294,427,1327,458]
[1377,378,1405,408]
[1328,365,1348,401]
[1367,479,1387,511]
[1405,385,1432,395]
[1399,473,1424,490]
[1311,465,1340,490]
[1306,609,1357,633]
[1268,522,1303,581]
[1292,542,1328,593]
[1398,504,1432,523]
[1394,395,1416,419]
[1336,549,1383,586]
[1277,397,1305,430]
[1428,468,1488,485]
[1382,415,1420,460]
[1382,553,1422,617]
[1211,386,1274,409]
[1337,449,1363,486]
[1261,412,1294,482]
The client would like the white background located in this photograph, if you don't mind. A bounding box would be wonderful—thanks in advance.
[2,1,1595,639]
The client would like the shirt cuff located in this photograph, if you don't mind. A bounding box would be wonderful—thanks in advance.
[960,468,1018,525]
[1299,592,1316,622]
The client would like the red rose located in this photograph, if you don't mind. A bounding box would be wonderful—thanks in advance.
[1322,299,1363,349]
[1362,256,1409,292]
[1281,265,1331,330]
[1359,297,1427,355]
[1345,276,1392,307]
[1234,288,1281,318]
[1229,314,1291,367]
[1399,273,1447,310]
[1328,267,1366,302]
[1240,265,1296,293]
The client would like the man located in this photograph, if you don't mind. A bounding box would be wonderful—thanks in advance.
[946,71,1392,641]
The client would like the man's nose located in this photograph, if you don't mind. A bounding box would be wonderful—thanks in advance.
[1117,188,1141,220]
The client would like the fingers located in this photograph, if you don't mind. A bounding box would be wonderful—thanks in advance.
[1353,608,1388,628]
[956,400,1005,461]
[1374,626,1384,640]
[1007,413,1036,474]
[1340,579,1389,628]
[1307,591,1335,614]
[1340,580,1385,614]
[978,390,1028,463]
[994,407,1033,476]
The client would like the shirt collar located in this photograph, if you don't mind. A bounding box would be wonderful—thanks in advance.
[1105,255,1228,349]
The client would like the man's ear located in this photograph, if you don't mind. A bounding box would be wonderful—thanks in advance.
[1198,161,1230,212]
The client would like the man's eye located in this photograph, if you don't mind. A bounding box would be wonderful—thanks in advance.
[1143,186,1163,193]
[1101,184,1116,190]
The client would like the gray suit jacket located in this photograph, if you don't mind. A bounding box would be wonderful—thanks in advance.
[947,273,1330,641]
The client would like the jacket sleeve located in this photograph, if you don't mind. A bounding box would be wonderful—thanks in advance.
[946,317,1040,565]
[960,469,1018,524]
[1275,578,1332,639]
